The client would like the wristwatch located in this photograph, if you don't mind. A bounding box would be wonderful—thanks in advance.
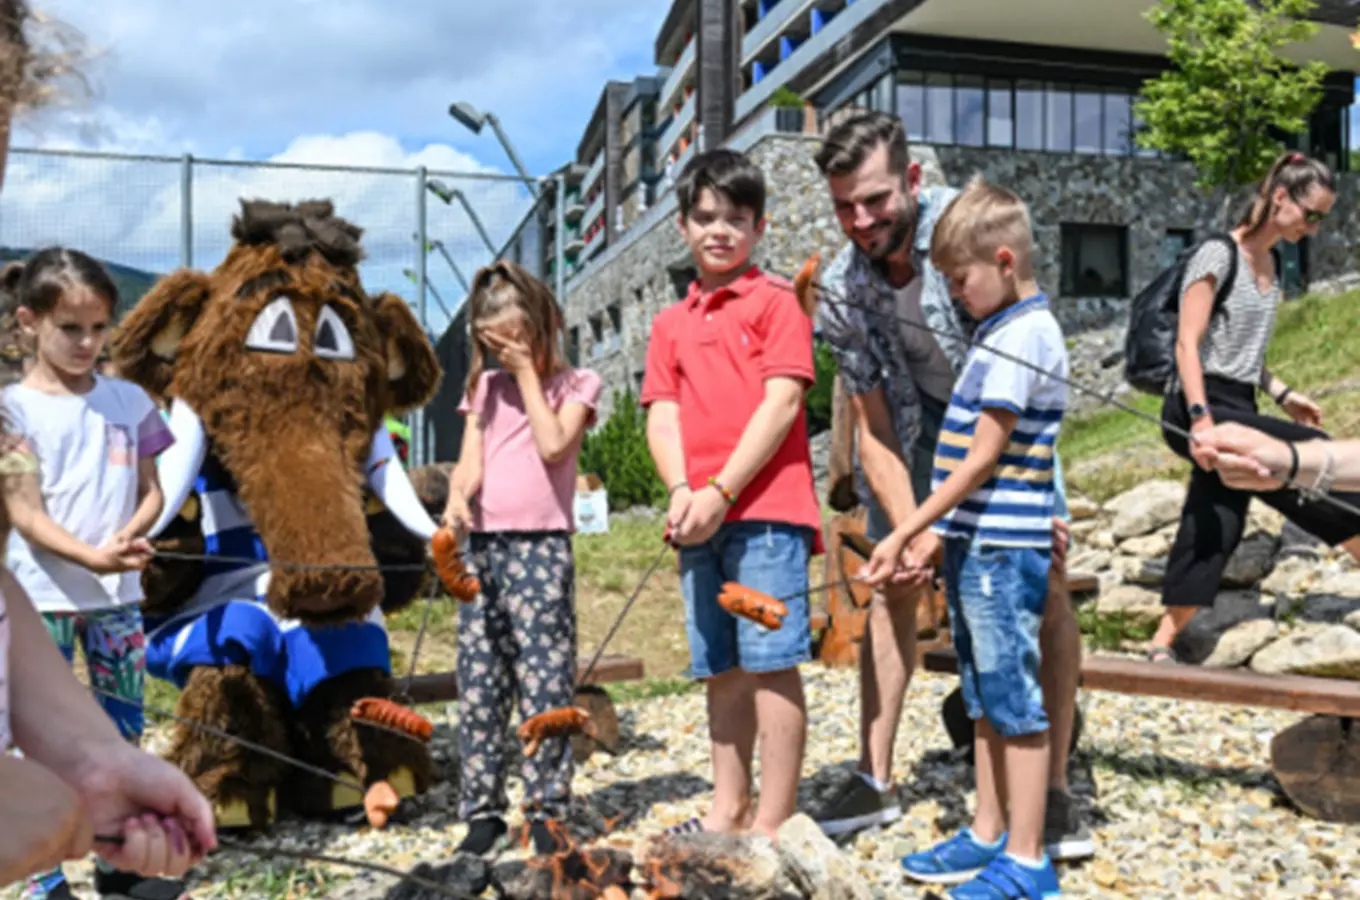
[1188,403,1209,421]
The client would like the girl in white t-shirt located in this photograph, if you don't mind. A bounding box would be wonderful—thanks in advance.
[1,247,178,900]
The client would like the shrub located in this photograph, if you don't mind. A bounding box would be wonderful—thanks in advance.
[579,389,668,511]
[806,338,837,435]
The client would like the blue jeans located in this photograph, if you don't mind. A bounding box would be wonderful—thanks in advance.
[942,539,1050,737]
[678,521,813,678]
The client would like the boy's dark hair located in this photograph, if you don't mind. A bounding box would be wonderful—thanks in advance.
[676,148,766,221]
[2,245,119,316]
[814,111,910,179]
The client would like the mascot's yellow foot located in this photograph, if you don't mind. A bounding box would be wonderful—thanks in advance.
[329,765,418,814]
[215,789,275,830]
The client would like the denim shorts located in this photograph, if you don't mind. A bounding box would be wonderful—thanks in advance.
[678,521,813,678]
[942,539,1051,737]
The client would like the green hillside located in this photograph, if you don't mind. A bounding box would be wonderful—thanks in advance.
[0,246,161,318]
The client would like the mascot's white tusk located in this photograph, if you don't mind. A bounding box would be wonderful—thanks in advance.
[150,399,208,538]
[366,426,438,540]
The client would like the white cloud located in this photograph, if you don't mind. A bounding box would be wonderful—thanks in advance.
[0,131,538,334]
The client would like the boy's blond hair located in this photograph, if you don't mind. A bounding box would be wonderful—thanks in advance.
[930,174,1035,280]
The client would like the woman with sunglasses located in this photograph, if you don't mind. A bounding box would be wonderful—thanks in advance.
[1148,150,1359,663]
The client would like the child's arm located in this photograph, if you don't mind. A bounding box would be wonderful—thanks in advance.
[646,400,691,532]
[2,468,110,572]
[517,369,596,464]
[115,456,164,541]
[862,407,1017,584]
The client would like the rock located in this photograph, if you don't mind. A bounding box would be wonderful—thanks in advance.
[638,832,794,900]
[1067,495,1100,521]
[1277,519,1327,560]
[1096,584,1165,625]
[1201,619,1280,669]
[775,813,874,900]
[1260,557,1319,597]
[1311,571,1360,599]
[1113,556,1166,587]
[1292,593,1360,625]
[1070,519,1102,539]
[1171,591,1273,664]
[491,849,633,900]
[1250,626,1360,679]
[1119,532,1173,558]
[1247,501,1287,536]
[1347,609,1360,631]
[1222,531,1279,588]
[1070,548,1112,573]
[387,855,492,900]
[1108,480,1186,539]
[1090,530,1117,550]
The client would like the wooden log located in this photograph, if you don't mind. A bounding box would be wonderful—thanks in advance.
[403,654,645,705]
[1271,715,1360,823]
[924,647,1360,717]
[826,374,859,513]
[569,685,620,764]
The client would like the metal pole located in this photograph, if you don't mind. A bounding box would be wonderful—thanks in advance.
[452,190,498,256]
[432,240,471,293]
[414,165,429,467]
[554,172,566,302]
[180,154,193,269]
[487,113,540,200]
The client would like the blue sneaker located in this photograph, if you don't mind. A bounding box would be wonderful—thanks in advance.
[901,828,1006,885]
[946,854,1062,899]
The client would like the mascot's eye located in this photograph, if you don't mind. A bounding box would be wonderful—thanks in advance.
[313,305,355,361]
[245,297,299,353]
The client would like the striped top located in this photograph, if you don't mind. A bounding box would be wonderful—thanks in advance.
[931,294,1069,548]
[1182,238,1280,386]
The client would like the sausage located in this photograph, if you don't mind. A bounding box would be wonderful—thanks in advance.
[517,706,596,756]
[431,527,480,602]
[717,582,788,630]
[794,253,821,318]
[351,697,434,742]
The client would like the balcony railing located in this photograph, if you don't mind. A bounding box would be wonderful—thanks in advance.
[742,0,818,63]
[582,226,606,259]
[660,37,696,111]
[582,150,605,196]
[658,92,696,159]
[583,189,606,230]
[736,0,889,121]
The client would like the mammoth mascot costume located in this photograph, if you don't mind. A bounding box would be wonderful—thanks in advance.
[110,199,444,830]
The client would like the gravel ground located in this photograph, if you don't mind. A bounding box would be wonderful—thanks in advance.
[14,667,1359,900]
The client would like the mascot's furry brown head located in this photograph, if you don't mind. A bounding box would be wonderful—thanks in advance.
[111,198,442,623]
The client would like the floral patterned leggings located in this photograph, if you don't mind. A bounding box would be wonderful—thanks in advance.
[457,531,576,823]
[28,605,146,899]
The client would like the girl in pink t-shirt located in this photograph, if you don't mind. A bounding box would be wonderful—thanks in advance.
[443,261,602,857]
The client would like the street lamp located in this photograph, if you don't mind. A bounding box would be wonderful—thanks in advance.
[426,179,498,257]
[402,268,455,325]
[448,101,540,200]
[413,232,472,293]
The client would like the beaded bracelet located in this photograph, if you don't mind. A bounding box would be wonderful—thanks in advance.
[707,476,737,505]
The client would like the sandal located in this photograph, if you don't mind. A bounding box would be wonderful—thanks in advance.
[662,817,704,836]
[1146,646,1177,665]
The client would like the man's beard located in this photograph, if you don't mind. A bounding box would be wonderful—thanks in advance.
[863,194,918,263]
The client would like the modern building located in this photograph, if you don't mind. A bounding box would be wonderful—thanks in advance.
[554,0,1360,418]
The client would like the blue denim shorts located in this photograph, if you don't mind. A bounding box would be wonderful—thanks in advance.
[942,539,1051,737]
[678,521,813,678]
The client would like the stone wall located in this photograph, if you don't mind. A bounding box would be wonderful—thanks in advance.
[563,132,1360,419]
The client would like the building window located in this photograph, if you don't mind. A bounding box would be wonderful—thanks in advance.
[1104,92,1132,155]
[1073,86,1103,154]
[606,303,623,353]
[898,71,925,142]
[954,75,985,147]
[1015,80,1043,150]
[1045,84,1073,152]
[987,79,1013,148]
[1160,228,1195,270]
[925,73,953,144]
[1061,224,1128,297]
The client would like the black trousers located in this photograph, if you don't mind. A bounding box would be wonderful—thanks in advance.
[1160,375,1360,607]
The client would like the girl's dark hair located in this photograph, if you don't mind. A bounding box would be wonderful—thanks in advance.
[463,260,566,401]
[3,245,118,316]
[1238,151,1335,237]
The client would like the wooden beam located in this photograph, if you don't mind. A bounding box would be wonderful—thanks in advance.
[923,647,1360,718]
[403,655,646,705]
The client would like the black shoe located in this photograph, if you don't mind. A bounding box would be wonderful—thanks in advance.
[455,817,508,856]
[94,867,188,899]
[528,819,568,856]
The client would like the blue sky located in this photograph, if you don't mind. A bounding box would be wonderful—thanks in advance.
[0,0,673,335]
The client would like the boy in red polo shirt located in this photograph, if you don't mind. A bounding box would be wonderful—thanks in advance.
[641,148,822,840]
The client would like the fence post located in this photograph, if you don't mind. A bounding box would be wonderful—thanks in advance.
[413,165,430,468]
[554,173,566,302]
[180,154,194,269]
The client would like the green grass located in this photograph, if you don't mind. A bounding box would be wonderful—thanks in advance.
[1059,288,1360,502]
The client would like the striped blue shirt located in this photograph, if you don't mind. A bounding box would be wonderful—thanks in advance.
[931,294,1068,548]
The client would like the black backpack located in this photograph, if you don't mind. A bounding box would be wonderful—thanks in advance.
[1123,233,1238,395]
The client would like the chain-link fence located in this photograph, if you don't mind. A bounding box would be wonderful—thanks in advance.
[0,147,554,466]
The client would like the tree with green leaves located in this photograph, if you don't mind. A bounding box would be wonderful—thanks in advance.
[1134,0,1330,222]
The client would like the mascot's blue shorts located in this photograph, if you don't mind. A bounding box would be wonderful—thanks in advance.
[145,601,391,708]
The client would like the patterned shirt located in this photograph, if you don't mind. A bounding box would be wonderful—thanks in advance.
[931,294,1068,548]
[817,186,976,480]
